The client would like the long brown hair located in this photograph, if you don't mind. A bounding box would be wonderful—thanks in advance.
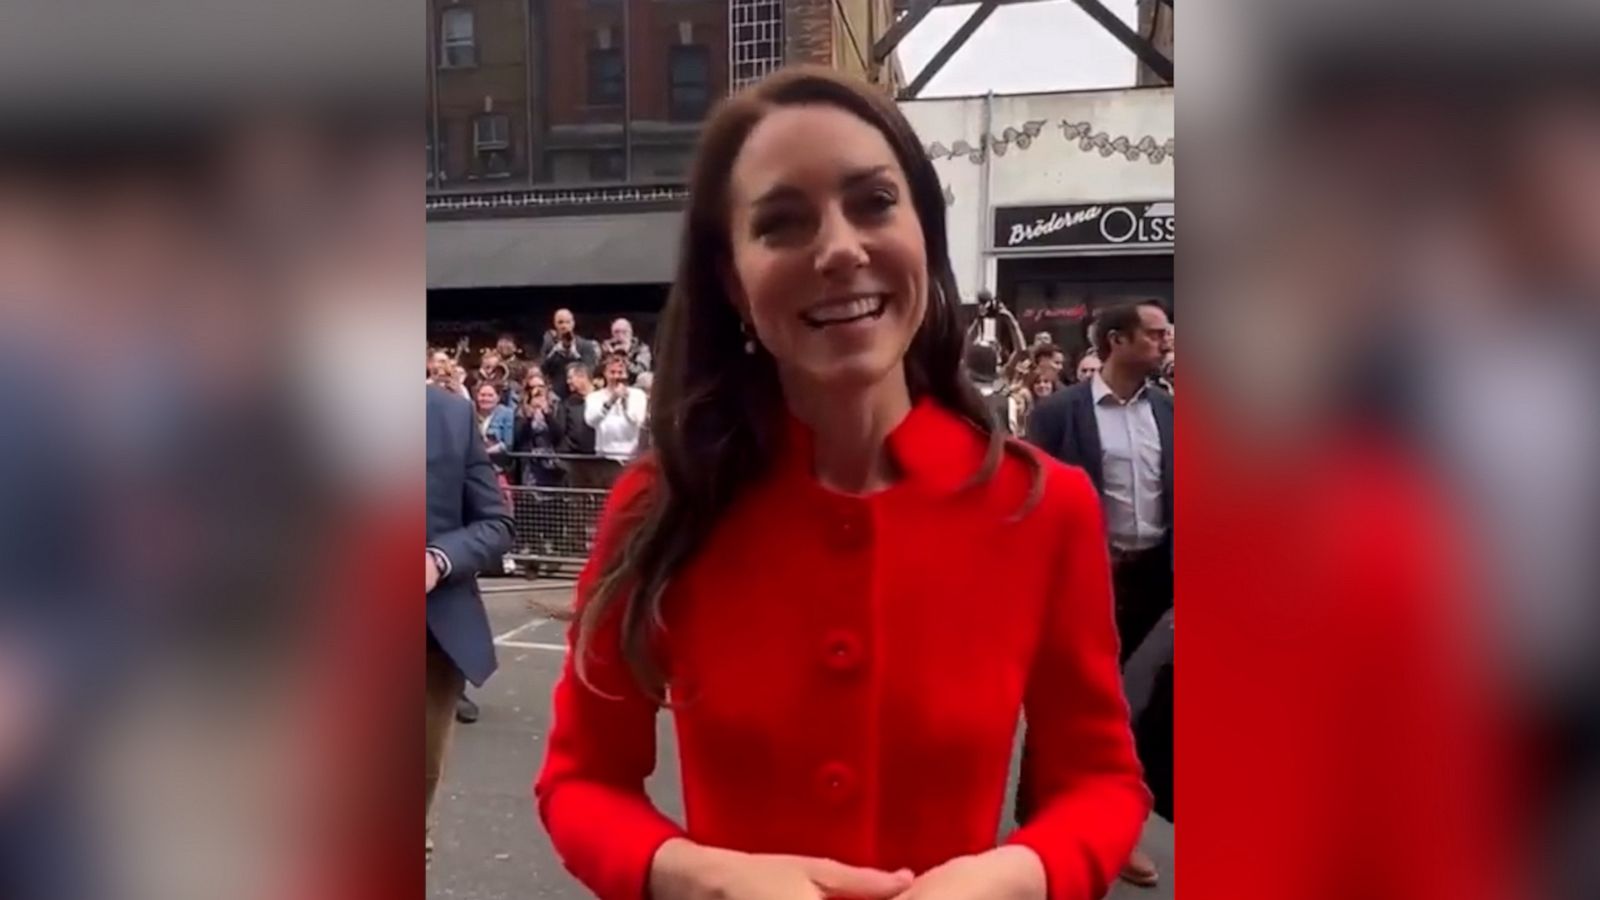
[575,67,1042,700]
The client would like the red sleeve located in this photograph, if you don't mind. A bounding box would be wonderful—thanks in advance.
[534,463,686,900]
[1006,468,1152,900]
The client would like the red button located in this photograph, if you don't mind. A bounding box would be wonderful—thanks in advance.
[821,630,864,672]
[816,762,857,803]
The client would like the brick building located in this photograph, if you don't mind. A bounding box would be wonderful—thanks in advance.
[426,0,896,190]
[786,0,901,87]
[427,0,903,348]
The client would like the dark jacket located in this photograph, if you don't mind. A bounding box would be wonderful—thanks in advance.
[513,406,562,486]
[541,332,602,397]
[550,391,597,456]
[1025,379,1174,543]
[426,387,514,687]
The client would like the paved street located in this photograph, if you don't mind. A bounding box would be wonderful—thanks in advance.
[427,580,1173,900]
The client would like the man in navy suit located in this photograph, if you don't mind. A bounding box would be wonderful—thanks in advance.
[1027,299,1173,656]
[426,385,513,856]
[1023,299,1174,886]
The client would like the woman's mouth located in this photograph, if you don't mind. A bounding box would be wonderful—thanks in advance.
[800,294,888,329]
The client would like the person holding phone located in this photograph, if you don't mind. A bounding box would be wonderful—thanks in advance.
[514,372,562,488]
[583,354,647,480]
[541,309,601,399]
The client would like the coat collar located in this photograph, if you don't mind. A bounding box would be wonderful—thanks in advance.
[781,397,985,497]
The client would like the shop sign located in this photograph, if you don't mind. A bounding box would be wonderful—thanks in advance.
[995,201,1174,251]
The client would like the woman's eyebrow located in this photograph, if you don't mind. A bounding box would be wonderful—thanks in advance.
[750,165,892,207]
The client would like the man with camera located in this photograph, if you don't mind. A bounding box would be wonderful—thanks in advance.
[964,289,1025,372]
[539,309,600,399]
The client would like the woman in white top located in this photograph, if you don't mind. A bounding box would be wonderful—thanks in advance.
[584,353,648,461]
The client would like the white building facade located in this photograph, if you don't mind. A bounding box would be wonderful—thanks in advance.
[900,87,1174,360]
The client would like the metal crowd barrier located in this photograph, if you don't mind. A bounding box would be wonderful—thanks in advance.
[497,451,633,578]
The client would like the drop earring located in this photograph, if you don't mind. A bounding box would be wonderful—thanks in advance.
[740,321,756,355]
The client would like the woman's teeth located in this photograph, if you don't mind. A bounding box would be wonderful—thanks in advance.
[802,295,887,327]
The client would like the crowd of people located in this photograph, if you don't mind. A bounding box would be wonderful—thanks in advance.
[961,293,1174,439]
[428,297,1173,504]
[425,307,655,724]
[426,308,655,494]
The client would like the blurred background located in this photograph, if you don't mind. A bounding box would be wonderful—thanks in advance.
[0,2,421,899]
[1184,2,1599,900]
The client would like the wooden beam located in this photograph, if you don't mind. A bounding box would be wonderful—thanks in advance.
[874,0,941,65]
[1070,0,1173,83]
[901,0,1000,98]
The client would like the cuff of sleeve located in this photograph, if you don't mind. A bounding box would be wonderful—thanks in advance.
[617,825,684,900]
[1004,828,1090,900]
[427,547,453,579]
[542,784,686,900]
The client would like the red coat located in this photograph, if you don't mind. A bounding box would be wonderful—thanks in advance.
[536,399,1148,899]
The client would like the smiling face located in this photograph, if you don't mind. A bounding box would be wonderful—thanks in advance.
[474,383,498,412]
[603,357,628,387]
[725,103,928,395]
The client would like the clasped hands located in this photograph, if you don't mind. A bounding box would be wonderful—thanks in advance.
[650,839,1046,900]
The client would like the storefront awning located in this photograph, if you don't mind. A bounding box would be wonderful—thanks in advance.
[427,210,683,288]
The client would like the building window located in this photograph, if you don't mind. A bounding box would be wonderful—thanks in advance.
[668,45,711,121]
[474,114,512,179]
[589,150,626,182]
[440,7,477,68]
[730,0,784,88]
[588,48,624,108]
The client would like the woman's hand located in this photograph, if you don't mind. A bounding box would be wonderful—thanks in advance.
[892,847,1046,900]
[650,838,913,900]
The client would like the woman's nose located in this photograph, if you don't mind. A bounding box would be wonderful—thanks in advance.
[814,208,868,280]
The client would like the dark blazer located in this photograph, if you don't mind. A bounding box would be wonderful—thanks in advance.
[427,386,514,687]
[1025,379,1174,536]
[541,332,602,397]
[550,392,597,456]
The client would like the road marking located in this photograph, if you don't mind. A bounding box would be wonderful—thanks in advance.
[494,616,552,644]
[481,580,575,594]
[496,640,568,653]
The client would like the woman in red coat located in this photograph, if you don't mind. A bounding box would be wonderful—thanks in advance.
[535,67,1148,900]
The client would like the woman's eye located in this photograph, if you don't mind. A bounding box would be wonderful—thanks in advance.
[857,187,898,216]
[753,212,804,240]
